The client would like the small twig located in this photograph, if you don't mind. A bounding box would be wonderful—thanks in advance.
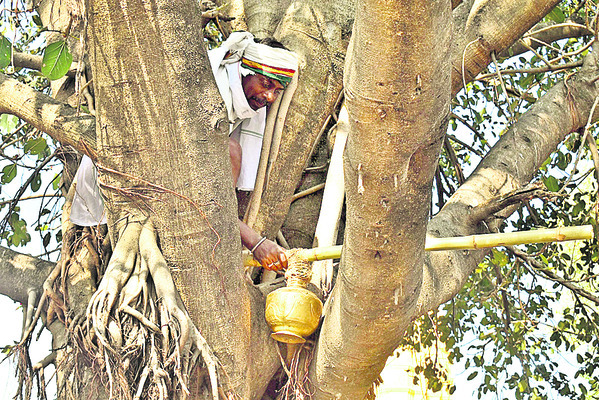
[492,259,512,336]
[437,164,456,196]
[491,51,514,121]
[468,182,557,225]
[517,39,551,67]
[443,136,465,185]
[510,246,599,305]
[434,167,446,210]
[585,132,599,187]
[476,60,583,81]
[560,93,599,193]
[305,162,329,172]
[291,183,325,202]
[448,112,487,149]
[0,193,57,207]
[446,133,485,157]
[0,122,27,148]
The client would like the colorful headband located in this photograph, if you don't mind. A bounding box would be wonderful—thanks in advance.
[219,32,298,87]
[241,57,296,86]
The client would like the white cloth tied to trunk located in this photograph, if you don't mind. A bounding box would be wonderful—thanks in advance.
[70,155,107,226]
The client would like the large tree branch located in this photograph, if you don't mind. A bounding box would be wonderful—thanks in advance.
[0,246,55,305]
[0,73,96,156]
[452,0,562,96]
[418,49,599,315]
[500,20,593,59]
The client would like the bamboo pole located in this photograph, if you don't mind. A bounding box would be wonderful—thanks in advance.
[243,225,595,267]
[425,225,594,251]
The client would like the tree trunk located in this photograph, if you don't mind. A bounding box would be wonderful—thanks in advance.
[85,0,257,396]
[309,0,452,398]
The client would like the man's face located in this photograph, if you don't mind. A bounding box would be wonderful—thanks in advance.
[242,74,285,110]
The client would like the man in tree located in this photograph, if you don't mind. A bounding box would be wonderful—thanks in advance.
[209,31,298,271]
[71,31,296,271]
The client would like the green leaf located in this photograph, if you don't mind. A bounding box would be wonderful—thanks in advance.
[32,14,43,27]
[8,213,30,247]
[517,379,528,392]
[24,137,48,157]
[0,36,11,69]
[41,40,73,80]
[42,232,50,248]
[556,151,568,170]
[0,114,18,134]
[30,173,41,192]
[52,174,61,190]
[1,164,17,184]
[544,176,559,192]
[547,7,565,23]
[467,371,479,381]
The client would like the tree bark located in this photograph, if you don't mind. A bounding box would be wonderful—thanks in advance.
[0,74,96,156]
[243,0,293,38]
[499,20,593,59]
[309,0,452,398]
[0,246,55,305]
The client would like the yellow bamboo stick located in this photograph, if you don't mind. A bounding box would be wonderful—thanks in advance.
[425,225,594,251]
[243,225,595,267]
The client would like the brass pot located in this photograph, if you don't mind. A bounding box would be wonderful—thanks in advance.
[265,286,323,344]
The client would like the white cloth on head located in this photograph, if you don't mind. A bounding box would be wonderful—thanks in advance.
[209,49,267,191]
[70,155,107,226]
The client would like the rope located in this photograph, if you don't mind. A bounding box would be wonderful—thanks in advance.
[284,249,312,288]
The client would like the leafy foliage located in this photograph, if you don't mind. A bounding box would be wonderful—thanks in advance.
[411,2,599,399]
[0,4,63,254]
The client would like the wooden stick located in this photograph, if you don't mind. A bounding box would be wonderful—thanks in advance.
[243,225,595,266]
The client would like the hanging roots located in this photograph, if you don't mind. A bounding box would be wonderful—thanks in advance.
[76,218,220,400]
[277,342,315,400]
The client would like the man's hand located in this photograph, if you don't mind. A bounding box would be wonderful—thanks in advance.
[239,220,287,271]
[252,238,287,271]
